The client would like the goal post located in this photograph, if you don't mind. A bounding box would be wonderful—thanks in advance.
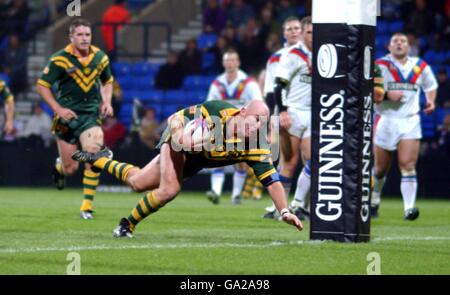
[310,0,377,242]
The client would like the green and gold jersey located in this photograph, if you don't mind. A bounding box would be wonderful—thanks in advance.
[166,100,279,187]
[37,44,113,113]
[374,63,385,97]
[0,79,14,104]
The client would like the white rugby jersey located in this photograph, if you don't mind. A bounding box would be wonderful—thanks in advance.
[263,45,292,96]
[206,69,263,108]
[375,54,438,118]
[275,41,312,110]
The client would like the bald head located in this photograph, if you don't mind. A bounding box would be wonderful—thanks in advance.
[229,100,270,140]
[242,100,270,118]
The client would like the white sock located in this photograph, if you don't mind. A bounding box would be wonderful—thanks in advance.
[401,170,417,211]
[232,169,247,198]
[211,169,225,196]
[371,175,385,207]
[291,161,311,209]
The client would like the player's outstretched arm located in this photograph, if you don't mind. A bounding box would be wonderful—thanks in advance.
[266,181,303,231]
[100,82,114,118]
[423,89,437,115]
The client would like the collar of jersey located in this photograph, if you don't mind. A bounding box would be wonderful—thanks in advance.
[64,44,100,67]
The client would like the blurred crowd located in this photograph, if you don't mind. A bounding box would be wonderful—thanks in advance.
[0,0,449,155]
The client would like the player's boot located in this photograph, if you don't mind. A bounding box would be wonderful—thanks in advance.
[370,205,379,219]
[206,190,220,204]
[262,209,280,219]
[291,206,310,221]
[72,147,113,164]
[404,207,419,221]
[231,194,242,205]
[113,218,134,238]
[80,210,94,220]
[52,158,65,190]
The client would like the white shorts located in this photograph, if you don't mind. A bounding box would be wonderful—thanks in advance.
[287,108,311,139]
[374,114,422,151]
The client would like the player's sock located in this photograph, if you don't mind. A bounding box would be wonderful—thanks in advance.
[55,157,63,174]
[242,169,256,198]
[371,174,386,207]
[92,158,135,183]
[401,169,417,211]
[279,174,293,201]
[211,169,225,196]
[127,191,163,231]
[80,169,100,212]
[291,160,311,209]
[232,169,247,198]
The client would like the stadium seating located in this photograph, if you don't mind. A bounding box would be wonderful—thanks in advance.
[197,33,218,50]
[127,0,155,10]
[162,103,182,120]
[202,52,216,72]
[164,90,187,104]
[112,62,132,77]
[182,75,205,91]
[134,75,156,90]
[388,20,404,33]
[117,76,135,91]
[131,62,159,76]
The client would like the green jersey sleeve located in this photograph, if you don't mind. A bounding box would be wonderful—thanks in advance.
[37,59,65,88]
[0,80,14,103]
[99,55,114,84]
[247,160,279,187]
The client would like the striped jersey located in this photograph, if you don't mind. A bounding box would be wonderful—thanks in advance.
[206,70,263,108]
[375,55,438,118]
[275,41,312,110]
[263,45,293,96]
[37,44,114,114]
[160,100,279,187]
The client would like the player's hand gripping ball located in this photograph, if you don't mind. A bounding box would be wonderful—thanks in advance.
[181,118,210,151]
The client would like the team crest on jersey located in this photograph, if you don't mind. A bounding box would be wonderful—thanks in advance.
[413,66,421,74]
[83,67,91,75]
[43,66,49,74]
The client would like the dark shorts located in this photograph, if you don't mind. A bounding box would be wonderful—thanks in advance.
[52,112,102,144]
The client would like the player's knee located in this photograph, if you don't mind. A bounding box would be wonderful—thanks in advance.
[80,127,104,153]
[399,160,416,172]
[83,144,102,153]
[373,167,386,179]
[128,177,146,193]
[62,162,78,176]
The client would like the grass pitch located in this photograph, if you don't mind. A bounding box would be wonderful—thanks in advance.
[0,188,449,274]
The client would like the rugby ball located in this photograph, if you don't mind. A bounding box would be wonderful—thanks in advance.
[182,118,209,150]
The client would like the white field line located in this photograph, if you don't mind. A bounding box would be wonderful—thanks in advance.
[0,236,449,254]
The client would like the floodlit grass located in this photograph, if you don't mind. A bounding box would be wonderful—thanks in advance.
[0,188,449,274]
